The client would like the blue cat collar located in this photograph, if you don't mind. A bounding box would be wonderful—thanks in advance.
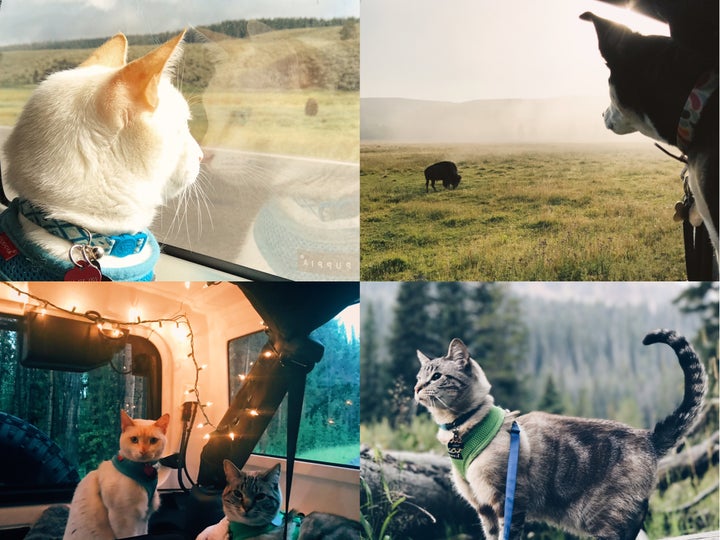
[17,198,148,257]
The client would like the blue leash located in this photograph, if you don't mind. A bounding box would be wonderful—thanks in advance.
[502,421,521,540]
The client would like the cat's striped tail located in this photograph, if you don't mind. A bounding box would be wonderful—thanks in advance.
[643,329,707,456]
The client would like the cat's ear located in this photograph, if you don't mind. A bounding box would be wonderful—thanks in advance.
[80,33,128,68]
[417,350,431,365]
[263,463,282,485]
[120,409,135,432]
[447,339,470,366]
[223,459,243,482]
[154,413,170,434]
[108,30,185,115]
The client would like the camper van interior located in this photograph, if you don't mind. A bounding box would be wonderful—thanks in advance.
[0,281,360,539]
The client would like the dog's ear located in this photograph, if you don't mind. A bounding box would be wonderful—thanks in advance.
[580,11,635,64]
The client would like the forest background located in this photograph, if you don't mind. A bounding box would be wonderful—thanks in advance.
[360,281,719,539]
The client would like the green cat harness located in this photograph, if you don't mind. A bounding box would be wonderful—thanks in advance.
[443,405,506,479]
[228,512,302,540]
[111,454,159,509]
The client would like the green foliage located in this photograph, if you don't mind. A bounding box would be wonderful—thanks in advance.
[645,464,720,537]
[0,322,148,479]
[361,455,412,540]
[361,143,687,280]
[254,317,360,465]
[361,415,440,453]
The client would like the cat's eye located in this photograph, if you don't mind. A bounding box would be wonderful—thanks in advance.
[130,436,139,443]
[149,437,158,444]
[256,494,266,500]
[431,373,442,381]
[233,490,243,499]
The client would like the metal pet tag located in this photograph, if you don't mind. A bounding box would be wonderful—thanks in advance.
[448,429,464,459]
[64,259,103,281]
[65,243,110,281]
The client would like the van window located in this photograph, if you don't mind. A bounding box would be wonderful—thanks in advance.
[0,3,359,281]
[0,314,160,500]
[228,305,359,467]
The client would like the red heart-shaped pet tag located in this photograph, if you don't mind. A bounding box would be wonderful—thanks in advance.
[64,260,103,281]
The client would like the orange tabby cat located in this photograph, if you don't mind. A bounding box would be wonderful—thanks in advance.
[63,410,170,539]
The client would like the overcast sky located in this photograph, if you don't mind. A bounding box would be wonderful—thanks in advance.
[0,0,359,46]
[361,0,670,101]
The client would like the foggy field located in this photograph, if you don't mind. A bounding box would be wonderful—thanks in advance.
[361,142,688,281]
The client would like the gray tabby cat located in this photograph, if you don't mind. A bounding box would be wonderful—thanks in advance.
[414,329,707,540]
[196,460,361,540]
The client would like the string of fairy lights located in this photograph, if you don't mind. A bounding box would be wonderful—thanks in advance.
[0,281,217,430]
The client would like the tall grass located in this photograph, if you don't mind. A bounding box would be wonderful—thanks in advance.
[361,143,689,281]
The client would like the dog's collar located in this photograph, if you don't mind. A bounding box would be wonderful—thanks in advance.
[18,198,148,257]
[677,68,718,152]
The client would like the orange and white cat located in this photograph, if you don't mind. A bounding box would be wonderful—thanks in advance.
[63,410,170,540]
[1,31,202,280]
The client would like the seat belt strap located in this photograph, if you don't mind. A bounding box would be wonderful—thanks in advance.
[284,368,307,539]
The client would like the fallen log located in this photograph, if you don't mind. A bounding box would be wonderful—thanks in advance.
[657,431,719,491]
[361,431,719,538]
[360,445,480,539]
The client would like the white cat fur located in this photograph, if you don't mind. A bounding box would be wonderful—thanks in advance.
[2,32,202,270]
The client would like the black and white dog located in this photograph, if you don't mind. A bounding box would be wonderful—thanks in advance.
[580,8,718,256]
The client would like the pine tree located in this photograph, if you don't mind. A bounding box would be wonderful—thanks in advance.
[467,283,529,411]
[537,375,564,414]
[360,302,385,423]
[386,282,435,425]
[434,282,473,346]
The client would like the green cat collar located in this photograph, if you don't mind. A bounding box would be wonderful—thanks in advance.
[446,405,506,479]
[111,454,158,509]
[229,512,302,540]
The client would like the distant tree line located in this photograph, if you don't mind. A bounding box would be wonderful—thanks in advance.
[362,282,718,432]
[0,17,359,51]
[254,317,360,464]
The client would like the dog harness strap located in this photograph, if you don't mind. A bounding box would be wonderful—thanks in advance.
[502,421,521,540]
[17,198,148,257]
[111,454,159,509]
[447,406,506,479]
[677,68,719,152]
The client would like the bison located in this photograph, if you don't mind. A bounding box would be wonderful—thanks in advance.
[424,161,461,192]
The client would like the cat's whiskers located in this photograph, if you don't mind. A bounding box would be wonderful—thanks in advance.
[165,168,213,243]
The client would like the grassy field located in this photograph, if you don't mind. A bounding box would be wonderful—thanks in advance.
[0,26,359,161]
[361,143,688,281]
